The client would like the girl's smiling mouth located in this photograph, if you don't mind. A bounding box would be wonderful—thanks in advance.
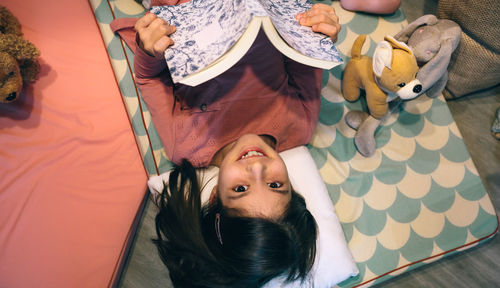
[239,149,266,160]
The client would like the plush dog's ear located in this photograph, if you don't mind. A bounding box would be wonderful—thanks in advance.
[372,40,392,77]
[384,35,413,55]
[373,35,415,77]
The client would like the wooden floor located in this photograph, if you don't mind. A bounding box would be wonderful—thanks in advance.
[119,1,500,287]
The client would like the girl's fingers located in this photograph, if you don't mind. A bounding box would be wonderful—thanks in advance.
[299,6,338,26]
[312,23,340,42]
[300,13,335,27]
[149,17,174,34]
[298,3,337,21]
[149,19,176,41]
[297,4,340,41]
[153,36,174,58]
[135,13,176,57]
[134,13,157,31]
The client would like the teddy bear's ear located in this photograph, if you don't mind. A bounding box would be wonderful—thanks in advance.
[372,40,392,77]
[0,34,40,61]
[384,35,413,56]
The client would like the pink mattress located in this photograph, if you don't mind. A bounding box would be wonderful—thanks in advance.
[0,1,148,287]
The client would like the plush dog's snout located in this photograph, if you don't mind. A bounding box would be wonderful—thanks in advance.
[6,92,17,102]
[413,84,422,94]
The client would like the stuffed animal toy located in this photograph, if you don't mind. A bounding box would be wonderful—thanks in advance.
[395,14,461,98]
[0,6,40,103]
[342,34,422,157]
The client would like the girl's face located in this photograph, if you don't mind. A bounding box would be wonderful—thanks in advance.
[216,134,291,219]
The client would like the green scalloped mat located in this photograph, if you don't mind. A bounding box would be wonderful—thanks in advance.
[89,0,498,286]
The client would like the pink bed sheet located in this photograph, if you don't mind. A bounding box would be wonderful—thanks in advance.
[0,1,148,287]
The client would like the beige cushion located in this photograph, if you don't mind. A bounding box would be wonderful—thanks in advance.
[438,0,500,98]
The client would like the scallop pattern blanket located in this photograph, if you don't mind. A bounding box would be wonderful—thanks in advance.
[89,0,498,287]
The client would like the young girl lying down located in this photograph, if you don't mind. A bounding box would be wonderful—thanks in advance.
[113,1,340,286]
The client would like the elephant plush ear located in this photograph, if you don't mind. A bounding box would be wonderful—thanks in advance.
[372,40,392,77]
[394,14,439,42]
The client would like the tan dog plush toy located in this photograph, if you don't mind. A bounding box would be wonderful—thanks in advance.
[0,6,40,103]
[342,34,422,157]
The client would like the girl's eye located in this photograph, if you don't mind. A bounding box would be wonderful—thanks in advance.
[233,185,248,192]
[268,182,282,189]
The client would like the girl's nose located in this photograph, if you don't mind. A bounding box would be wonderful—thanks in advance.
[246,159,266,177]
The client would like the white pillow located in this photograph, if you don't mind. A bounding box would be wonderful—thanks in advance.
[148,146,358,287]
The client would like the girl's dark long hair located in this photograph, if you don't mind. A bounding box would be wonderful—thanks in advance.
[153,159,317,287]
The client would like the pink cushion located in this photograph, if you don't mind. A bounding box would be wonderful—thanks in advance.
[0,1,147,287]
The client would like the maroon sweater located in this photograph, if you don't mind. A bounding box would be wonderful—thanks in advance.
[112,15,322,168]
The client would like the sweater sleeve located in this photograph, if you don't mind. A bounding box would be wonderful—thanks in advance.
[111,17,176,154]
[133,40,171,81]
[132,34,176,157]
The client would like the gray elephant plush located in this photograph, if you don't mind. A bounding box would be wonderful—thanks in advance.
[395,14,461,98]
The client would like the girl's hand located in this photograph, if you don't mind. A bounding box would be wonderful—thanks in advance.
[296,4,341,42]
[135,13,176,58]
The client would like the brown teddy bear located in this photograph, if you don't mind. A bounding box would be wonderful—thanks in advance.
[0,6,40,103]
